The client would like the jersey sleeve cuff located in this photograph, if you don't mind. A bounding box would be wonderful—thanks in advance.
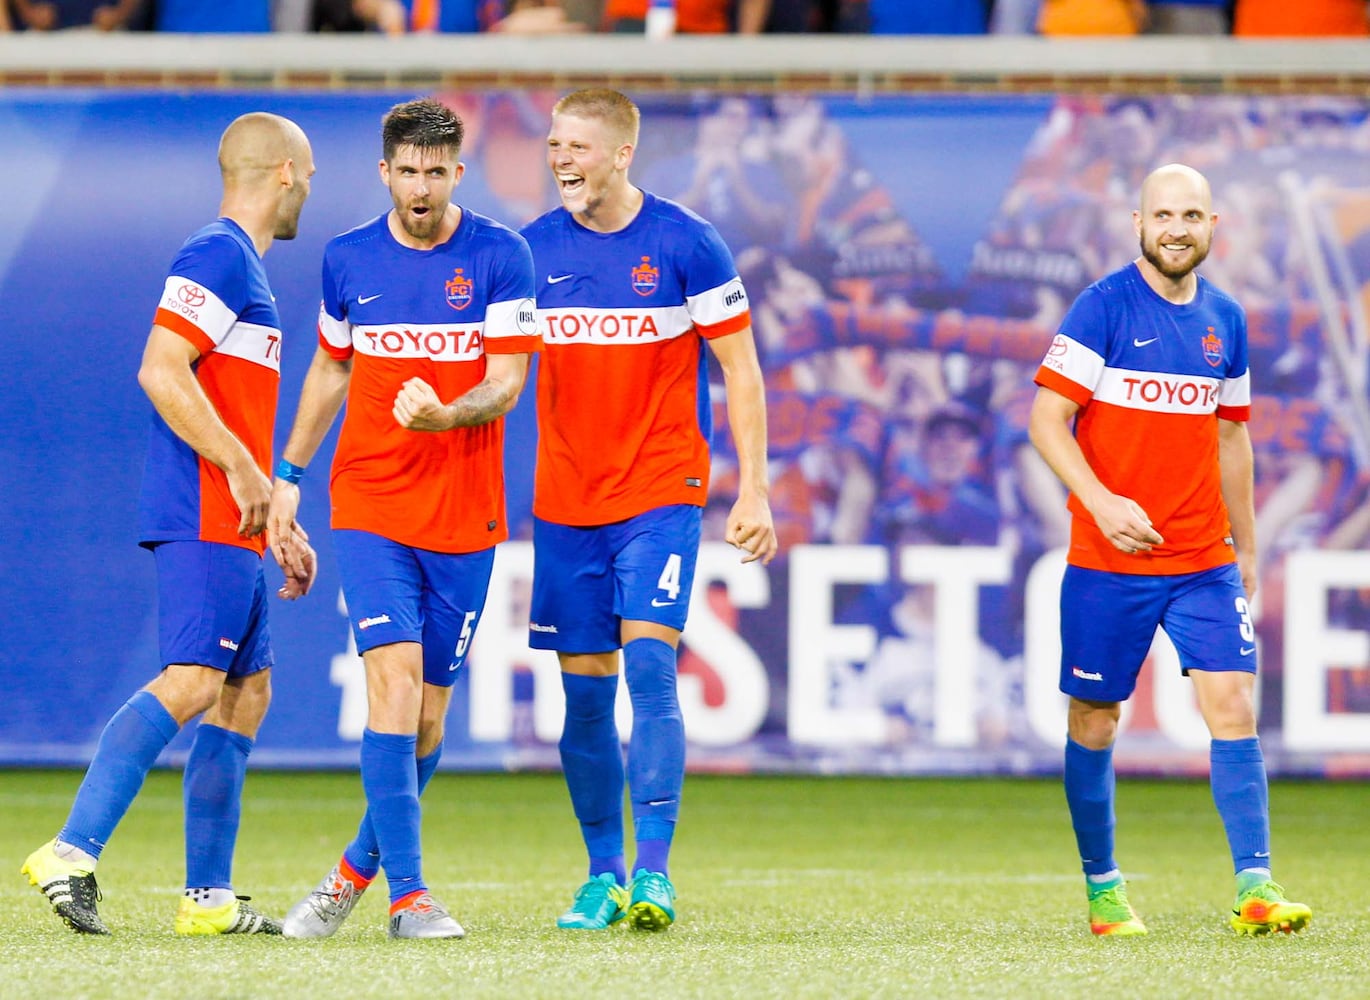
[483,333,543,355]
[1034,365,1093,408]
[696,310,752,340]
[155,308,216,356]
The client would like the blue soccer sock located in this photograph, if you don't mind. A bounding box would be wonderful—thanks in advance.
[559,672,625,884]
[59,690,181,859]
[1210,736,1271,875]
[360,729,424,904]
[183,723,253,889]
[624,638,684,878]
[344,740,443,882]
[1064,737,1117,879]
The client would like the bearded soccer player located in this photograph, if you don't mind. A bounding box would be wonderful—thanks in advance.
[267,98,539,940]
[521,89,777,932]
[1028,163,1311,937]
[23,113,318,936]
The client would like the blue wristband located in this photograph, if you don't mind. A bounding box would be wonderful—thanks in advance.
[275,459,305,484]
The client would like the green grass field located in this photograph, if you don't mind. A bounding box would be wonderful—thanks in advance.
[2,769,1364,999]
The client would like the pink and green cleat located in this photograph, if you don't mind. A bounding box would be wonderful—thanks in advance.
[1088,881,1147,937]
[1230,880,1311,936]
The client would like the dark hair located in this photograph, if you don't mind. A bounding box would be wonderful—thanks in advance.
[381,98,465,163]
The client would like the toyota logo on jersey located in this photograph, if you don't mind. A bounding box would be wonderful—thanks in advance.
[178,284,206,307]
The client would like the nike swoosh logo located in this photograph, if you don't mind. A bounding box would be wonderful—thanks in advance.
[1240,646,1256,656]
[547,274,574,285]
[1133,337,1159,347]
[650,598,675,608]
[358,293,383,304]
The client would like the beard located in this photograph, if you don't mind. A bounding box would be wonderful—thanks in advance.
[1139,232,1210,279]
[397,204,445,241]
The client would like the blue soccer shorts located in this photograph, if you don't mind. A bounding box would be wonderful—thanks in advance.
[1059,561,1257,703]
[154,540,273,677]
[333,529,495,688]
[528,504,702,654]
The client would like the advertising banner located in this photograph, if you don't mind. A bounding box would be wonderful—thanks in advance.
[2,89,1368,775]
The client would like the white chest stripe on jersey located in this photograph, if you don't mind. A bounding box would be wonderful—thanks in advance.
[352,322,485,361]
[215,321,283,372]
[1093,366,1223,414]
[538,305,693,345]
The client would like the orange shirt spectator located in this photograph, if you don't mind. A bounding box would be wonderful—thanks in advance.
[605,0,769,32]
[1037,0,1146,34]
[1233,0,1368,35]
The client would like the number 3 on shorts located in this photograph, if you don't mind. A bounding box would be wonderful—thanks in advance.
[658,553,682,601]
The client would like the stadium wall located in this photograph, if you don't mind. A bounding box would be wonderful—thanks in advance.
[2,34,1369,777]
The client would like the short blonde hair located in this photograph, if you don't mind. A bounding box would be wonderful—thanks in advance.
[552,89,640,147]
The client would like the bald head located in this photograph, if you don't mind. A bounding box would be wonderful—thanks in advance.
[1139,163,1212,215]
[1134,162,1216,289]
[218,112,310,186]
[217,112,315,248]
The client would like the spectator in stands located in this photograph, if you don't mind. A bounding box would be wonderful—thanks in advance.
[764,0,834,31]
[10,0,142,30]
[1145,0,1227,33]
[605,0,771,33]
[155,0,269,30]
[309,0,580,32]
[1233,0,1368,35]
[1037,0,1146,34]
[845,0,990,33]
[989,0,1041,31]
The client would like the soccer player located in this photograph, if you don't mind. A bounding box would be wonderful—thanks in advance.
[22,112,318,936]
[1028,163,1312,937]
[267,98,540,940]
[521,89,777,932]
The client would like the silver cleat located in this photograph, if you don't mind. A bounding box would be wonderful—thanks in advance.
[388,892,465,939]
[282,862,367,939]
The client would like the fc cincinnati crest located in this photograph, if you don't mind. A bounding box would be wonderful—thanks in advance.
[446,268,473,311]
[631,255,659,297]
[1201,328,1223,368]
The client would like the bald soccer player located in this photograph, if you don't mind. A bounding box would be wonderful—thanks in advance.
[1028,163,1312,938]
[22,112,319,937]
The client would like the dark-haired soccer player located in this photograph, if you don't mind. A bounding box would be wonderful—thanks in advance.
[269,98,539,940]
[1029,163,1311,937]
[23,112,317,936]
[521,89,776,932]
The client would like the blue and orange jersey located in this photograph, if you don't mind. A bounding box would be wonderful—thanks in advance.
[521,192,752,526]
[318,209,539,553]
[138,218,281,555]
[1034,261,1251,575]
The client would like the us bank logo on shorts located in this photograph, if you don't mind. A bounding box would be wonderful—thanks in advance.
[1072,666,1103,682]
[218,637,240,651]
[358,614,392,630]
[529,622,559,634]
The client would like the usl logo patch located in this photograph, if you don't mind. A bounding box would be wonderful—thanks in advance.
[631,255,659,296]
[446,268,473,311]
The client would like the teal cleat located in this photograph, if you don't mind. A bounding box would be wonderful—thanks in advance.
[557,873,628,930]
[627,869,675,932]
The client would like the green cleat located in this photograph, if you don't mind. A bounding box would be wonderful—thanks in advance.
[1230,880,1311,936]
[627,869,676,932]
[175,895,282,936]
[1088,881,1147,937]
[556,873,629,930]
[21,839,110,935]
